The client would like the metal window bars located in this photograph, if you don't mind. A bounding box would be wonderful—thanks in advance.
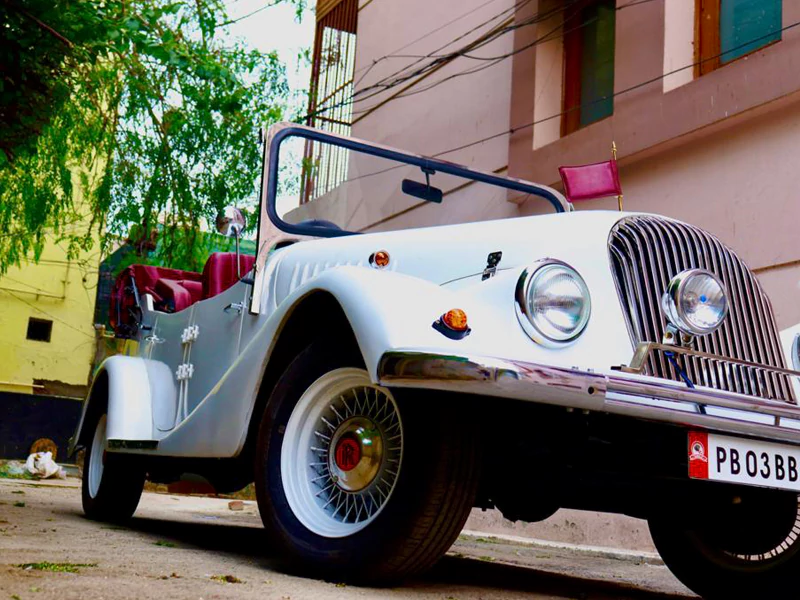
[303,0,358,203]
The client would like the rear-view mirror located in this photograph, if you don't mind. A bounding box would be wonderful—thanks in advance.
[401,179,443,204]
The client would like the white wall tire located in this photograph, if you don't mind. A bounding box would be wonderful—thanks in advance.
[255,339,480,584]
[87,415,107,499]
[280,368,403,538]
[81,411,145,522]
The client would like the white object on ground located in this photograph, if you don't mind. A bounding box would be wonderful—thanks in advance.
[25,452,67,479]
[4,461,27,476]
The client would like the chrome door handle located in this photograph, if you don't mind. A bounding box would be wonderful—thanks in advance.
[224,302,245,314]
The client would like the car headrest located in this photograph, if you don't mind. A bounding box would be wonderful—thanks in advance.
[201,252,256,299]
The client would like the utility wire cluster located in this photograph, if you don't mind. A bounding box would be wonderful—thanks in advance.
[302,0,797,172]
[306,0,657,123]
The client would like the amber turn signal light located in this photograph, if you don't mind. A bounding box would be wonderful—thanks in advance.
[433,309,471,340]
[369,250,390,269]
[442,309,468,331]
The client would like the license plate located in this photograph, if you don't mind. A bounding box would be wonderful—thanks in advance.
[689,432,800,492]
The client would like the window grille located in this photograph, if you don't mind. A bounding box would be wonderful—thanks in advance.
[303,0,358,203]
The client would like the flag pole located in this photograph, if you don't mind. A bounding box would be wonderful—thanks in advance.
[612,141,623,211]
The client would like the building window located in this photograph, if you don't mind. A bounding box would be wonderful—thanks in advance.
[562,0,616,136]
[26,318,52,343]
[697,0,782,76]
[303,0,358,202]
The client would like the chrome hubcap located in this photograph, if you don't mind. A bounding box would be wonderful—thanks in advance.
[329,417,383,492]
[281,368,403,538]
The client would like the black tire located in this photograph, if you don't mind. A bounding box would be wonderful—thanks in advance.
[81,412,146,522]
[255,339,480,584]
[649,489,800,599]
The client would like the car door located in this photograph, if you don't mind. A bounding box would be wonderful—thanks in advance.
[182,282,248,418]
[145,308,195,433]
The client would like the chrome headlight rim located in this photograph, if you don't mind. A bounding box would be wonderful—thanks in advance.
[515,259,592,347]
[662,268,729,337]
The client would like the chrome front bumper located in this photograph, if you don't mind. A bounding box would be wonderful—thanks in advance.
[377,351,800,445]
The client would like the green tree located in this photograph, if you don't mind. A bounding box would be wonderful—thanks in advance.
[0,0,297,272]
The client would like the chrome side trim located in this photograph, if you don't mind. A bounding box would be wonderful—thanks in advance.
[377,351,800,445]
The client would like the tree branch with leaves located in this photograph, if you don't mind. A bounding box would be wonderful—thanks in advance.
[0,0,300,272]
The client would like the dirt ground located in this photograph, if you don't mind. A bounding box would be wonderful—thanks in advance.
[0,479,696,600]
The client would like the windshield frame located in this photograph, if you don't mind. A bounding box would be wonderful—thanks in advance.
[261,122,570,240]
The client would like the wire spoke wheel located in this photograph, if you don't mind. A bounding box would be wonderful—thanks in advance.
[650,491,800,598]
[257,339,479,582]
[281,368,403,538]
[718,495,800,565]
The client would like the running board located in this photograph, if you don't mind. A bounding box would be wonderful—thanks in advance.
[108,439,159,450]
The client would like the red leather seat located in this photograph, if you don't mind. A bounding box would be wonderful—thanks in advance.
[201,252,256,299]
[109,253,255,336]
[180,280,203,302]
[155,279,203,313]
[110,265,202,334]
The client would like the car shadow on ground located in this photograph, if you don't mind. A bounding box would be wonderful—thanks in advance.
[420,557,691,600]
[63,510,691,599]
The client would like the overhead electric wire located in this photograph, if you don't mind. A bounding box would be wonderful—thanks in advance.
[352,0,509,87]
[217,0,283,28]
[0,288,96,339]
[306,0,569,122]
[351,6,587,114]
[347,0,655,115]
[329,16,800,190]
[346,0,562,105]
[317,0,655,118]
[433,17,800,160]
[315,0,562,120]
[307,0,654,123]
[350,0,540,95]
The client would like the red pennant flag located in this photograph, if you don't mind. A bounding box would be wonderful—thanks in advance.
[558,159,622,203]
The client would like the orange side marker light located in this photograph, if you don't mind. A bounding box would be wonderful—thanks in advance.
[434,309,471,340]
[369,250,390,269]
[442,309,469,332]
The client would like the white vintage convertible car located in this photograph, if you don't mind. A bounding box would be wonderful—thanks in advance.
[71,123,800,598]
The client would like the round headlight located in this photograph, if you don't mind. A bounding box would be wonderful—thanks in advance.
[661,268,728,336]
[515,260,591,346]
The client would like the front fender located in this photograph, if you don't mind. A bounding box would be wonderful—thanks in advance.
[285,267,477,380]
[69,355,175,455]
[273,264,631,379]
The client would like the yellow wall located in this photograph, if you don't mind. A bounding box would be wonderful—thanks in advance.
[0,178,101,397]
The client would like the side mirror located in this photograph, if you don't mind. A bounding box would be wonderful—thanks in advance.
[216,206,246,237]
[216,207,247,279]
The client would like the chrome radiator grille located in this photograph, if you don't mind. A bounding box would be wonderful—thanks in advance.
[609,215,795,403]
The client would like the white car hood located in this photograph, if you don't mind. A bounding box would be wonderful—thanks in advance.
[269,210,632,298]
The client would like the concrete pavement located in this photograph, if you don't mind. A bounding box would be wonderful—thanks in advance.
[0,479,696,599]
